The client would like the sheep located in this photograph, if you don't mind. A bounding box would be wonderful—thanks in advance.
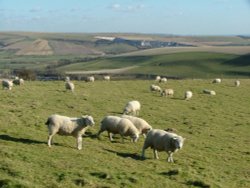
[86,76,95,82]
[212,78,221,83]
[45,114,95,150]
[141,129,185,162]
[155,76,161,81]
[97,115,139,143]
[103,75,110,81]
[13,77,24,86]
[65,81,75,92]
[159,77,167,83]
[150,84,162,92]
[2,79,13,90]
[184,91,193,100]
[123,100,141,116]
[121,115,152,137]
[161,88,174,97]
[235,80,240,87]
[203,89,216,95]
[65,76,70,82]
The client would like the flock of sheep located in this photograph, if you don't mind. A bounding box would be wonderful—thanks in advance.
[1,75,241,163]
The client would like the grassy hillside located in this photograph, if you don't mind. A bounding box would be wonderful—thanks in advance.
[0,79,250,187]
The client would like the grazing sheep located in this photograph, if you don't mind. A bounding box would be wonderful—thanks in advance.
[103,75,110,81]
[150,84,162,92]
[141,129,185,162]
[2,80,13,90]
[161,88,174,97]
[235,80,240,87]
[184,91,193,100]
[45,114,95,150]
[203,89,216,95]
[123,100,141,116]
[86,76,95,82]
[97,115,139,143]
[121,115,152,137]
[155,76,161,81]
[65,81,75,92]
[212,78,221,83]
[159,77,167,83]
[13,77,24,86]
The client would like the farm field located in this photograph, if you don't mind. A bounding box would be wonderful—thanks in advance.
[0,79,249,187]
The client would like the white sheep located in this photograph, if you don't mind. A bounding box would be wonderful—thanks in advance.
[86,76,95,82]
[65,76,70,82]
[97,115,139,143]
[159,77,167,83]
[65,81,75,92]
[184,91,193,100]
[141,129,185,162]
[103,75,110,81]
[2,79,13,90]
[45,114,95,150]
[150,84,162,92]
[155,76,161,81]
[121,115,152,137]
[212,78,221,83]
[161,88,174,97]
[203,89,216,95]
[123,100,141,116]
[13,78,24,85]
[235,80,240,87]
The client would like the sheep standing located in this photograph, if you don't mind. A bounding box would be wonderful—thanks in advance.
[97,115,139,143]
[150,84,162,92]
[159,77,167,83]
[141,129,185,162]
[123,100,141,116]
[2,80,13,90]
[161,89,174,97]
[235,80,240,87]
[13,77,24,86]
[86,76,95,82]
[65,81,75,92]
[203,89,216,95]
[184,91,193,100]
[121,115,152,137]
[212,78,221,83]
[45,114,95,150]
[103,75,110,81]
[155,76,161,82]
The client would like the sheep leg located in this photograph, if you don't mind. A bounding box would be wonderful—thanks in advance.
[77,136,82,150]
[108,132,114,141]
[167,152,174,163]
[153,149,159,159]
[47,135,53,147]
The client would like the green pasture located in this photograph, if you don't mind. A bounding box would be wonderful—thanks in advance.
[0,79,249,187]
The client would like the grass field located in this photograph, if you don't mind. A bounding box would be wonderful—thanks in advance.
[0,79,249,187]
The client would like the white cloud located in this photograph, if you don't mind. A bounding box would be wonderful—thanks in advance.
[110,3,145,12]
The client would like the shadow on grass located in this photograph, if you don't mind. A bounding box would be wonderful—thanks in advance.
[104,149,144,161]
[0,134,46,145]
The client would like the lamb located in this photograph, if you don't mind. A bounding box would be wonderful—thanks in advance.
[86,76,95,82]
[203,89,216,95]
[13,77,24,86]
[65,81,75,92]
[161,88,174,97]
[150,84,162,92]
[141,129,185,162]
[2,79,13,90]
[155,76,161,81]
[235,80,240,87]
[103,75,110,81]
[97,115,139,143]
[184,91,193,100]
[45,114,95,150]
[159,77,167,83]
[212,78,221,83]
[121,115,152,137]
[123,100,141,116]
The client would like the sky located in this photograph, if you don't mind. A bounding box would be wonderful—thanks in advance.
[0,0,250,35]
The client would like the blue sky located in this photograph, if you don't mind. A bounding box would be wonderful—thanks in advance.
[0,0,250,35]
